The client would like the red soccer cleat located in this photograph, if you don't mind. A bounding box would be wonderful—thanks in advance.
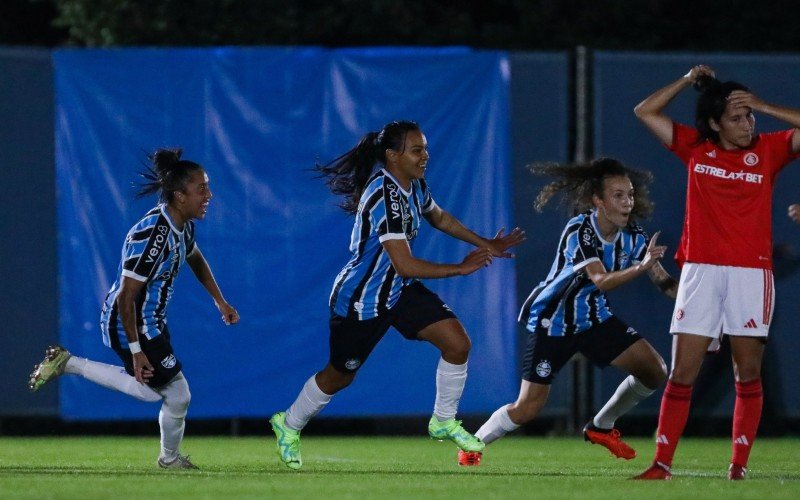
[633,462,672,480]
[728,463,747,480]
[583,422,636,460]
[457,450,482,466]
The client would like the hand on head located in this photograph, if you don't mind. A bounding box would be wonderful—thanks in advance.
[684,64,715,83]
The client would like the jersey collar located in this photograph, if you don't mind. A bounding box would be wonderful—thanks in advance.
[590,210,620,245]
[159,203,184,234]
[381,168,412,197]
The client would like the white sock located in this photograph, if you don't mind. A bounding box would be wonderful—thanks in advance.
[475,404,520,445]
[156,373,191,461]
[285,375,333,431]
[433,359,468,422]
[593,375,654,429]
[65,356,161,402]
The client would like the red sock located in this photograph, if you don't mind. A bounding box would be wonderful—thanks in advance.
[654,381,693,467]
[731,379,763,468]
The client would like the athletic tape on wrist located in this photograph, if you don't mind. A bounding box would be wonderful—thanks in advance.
[129,341,142,354]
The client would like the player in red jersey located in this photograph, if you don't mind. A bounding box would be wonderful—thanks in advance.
[633,65,800,480]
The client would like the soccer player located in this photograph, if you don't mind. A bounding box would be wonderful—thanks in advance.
[633,65,800,480]
[29,149,239,469]
[458,158,674,467]
[268,120,525,470]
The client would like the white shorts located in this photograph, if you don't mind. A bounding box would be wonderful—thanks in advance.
[670,263,774,349]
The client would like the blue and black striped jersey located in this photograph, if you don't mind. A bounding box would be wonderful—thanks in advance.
[519,210,649,336]
[100,204,196,348]
[329,169,437,320]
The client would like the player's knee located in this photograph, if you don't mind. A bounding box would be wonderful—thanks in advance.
[441,336,471,365]
[733,363,761,382]
[644,357,668,389]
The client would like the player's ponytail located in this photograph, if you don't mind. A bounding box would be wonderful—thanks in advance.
[137,148,203,202]
[316,120,420,214]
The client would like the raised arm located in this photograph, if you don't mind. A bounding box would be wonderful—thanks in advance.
[186,246,240,325]
[382,238,492,279]
[727,90,800,153]
[423,205,525,258]
[583,232,667,293]
[634,65,715,145]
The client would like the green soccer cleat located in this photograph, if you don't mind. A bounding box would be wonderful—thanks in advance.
[269,412,302,470]
[428,417,485,452]
[28,345,71,392]
[157,454,199,469]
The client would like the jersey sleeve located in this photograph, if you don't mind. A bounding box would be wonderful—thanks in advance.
[376,179,406,243]
[121,217,170,282]
[666,122,700,167]
[761,129,800,173]
[418,178,438,213]
[571,218,602,271]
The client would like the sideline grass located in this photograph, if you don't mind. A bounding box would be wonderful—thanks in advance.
[0,436,798,498]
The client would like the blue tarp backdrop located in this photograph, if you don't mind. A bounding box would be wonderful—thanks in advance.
[55,47,518,420]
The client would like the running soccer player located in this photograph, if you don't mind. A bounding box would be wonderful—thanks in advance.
[458,157,675,467]
[633,65,800,480]
[29,149,239,469]
[268,120,525,470]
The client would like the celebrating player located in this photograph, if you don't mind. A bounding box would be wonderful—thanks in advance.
[459,157,675,467]
[29,149,239,469]
[268,120,525,470]
[633,65,800,480]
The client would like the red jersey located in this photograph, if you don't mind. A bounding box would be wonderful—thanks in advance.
[668,123,799,269]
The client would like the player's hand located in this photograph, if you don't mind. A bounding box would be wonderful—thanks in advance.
[727,90,766,113]
[132,351,154,384]
[458,248,493,276]
[789,204,800,223]
[639,231,667,271]
[217,301,240,325]
[486,226,526,258]
[684,64,714,83]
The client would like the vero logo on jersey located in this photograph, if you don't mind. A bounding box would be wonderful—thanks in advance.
[694,163,763,184]
[145,225,169,263]
[387,183,402,220]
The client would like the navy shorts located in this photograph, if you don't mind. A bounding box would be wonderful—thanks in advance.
[521,316,642,384]
[329,281,457,373]
[113,325,182,388]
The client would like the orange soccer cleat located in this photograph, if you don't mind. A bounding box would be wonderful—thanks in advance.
[582,422,636,460]
[633,462,672,480]
[457,450,482,466]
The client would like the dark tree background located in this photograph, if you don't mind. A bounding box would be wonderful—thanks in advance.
[2,0,800,50]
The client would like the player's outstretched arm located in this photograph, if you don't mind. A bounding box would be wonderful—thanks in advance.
[423,205,525,257]
[186,247,240,325]
[584,231,668,292]
[382,238,492,279]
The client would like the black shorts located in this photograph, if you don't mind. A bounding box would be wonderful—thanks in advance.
[329,281,457,372]
[521,316,641,384]
[113,326,182,388]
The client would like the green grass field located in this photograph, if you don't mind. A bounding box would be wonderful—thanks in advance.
[1,435,798,498]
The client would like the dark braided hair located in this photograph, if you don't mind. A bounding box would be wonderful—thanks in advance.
[530,157,654,222]
[137,148,204,203]
[694,74,751,144]
[315,121,420,214]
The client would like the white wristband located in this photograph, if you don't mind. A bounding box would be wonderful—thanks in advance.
[128,341,142,354]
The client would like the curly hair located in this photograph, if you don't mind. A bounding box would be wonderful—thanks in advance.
[530,157,654,222]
